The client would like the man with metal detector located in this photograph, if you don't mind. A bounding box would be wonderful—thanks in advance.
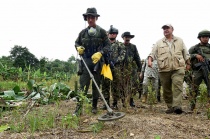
[75,7,111,114]
[188,30,210,111]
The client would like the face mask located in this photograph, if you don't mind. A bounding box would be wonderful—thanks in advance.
[88,27,96,36]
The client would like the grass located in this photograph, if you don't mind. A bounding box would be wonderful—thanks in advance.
[0,74,97,134]
[0,81,27,92]
[7,102,68,134]
[61,113,79,129]
[2,73,210,137]
[91,121,104,134]
[0,92,94,135]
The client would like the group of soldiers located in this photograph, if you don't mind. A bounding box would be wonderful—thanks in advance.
[75,7,210,115]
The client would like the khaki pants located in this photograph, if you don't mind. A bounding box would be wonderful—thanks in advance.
[159,69,185,108]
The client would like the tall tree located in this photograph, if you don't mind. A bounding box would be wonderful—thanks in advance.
[39,57,48,72]
[10,45,39,70]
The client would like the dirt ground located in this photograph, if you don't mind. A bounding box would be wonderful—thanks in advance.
[0,97,210,139]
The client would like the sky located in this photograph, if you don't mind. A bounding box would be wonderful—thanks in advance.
[0,0,210,61]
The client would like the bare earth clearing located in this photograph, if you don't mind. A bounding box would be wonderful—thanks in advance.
[0,98,210,139]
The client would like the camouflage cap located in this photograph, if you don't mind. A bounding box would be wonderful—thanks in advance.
[197,30,210,38]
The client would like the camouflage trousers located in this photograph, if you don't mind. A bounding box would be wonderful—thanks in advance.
[111,66,123,101]
[142,76,159,98]
[159,69,185,108]
[190,70,210,102]
[79,58,101,99]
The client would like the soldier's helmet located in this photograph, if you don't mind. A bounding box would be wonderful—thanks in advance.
[108,25,118,34]
[197,30,210,38]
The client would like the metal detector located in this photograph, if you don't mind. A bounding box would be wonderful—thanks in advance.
[80,56,125,121]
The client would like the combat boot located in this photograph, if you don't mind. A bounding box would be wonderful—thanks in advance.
[173,106,183,114]
[112,100,118,110]
[141,94,147,103]
[130,98,135,107]
[157,96,161,102]
[92,99,98,114]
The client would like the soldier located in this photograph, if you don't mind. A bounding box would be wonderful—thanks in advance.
[188,30,210,111]
[122,32,142,107]
[102,25,119,110]
[140,56,159,103]
[102,26,126,109]
[148,24,190,114]
[75,7,111,114]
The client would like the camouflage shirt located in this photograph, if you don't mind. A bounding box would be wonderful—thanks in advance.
[110,40,126,64]
[141,58,158,79]
[124,43,141,72]
[189,43,210,69]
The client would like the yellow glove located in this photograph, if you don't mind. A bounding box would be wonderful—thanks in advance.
[91,52,102,64]
[76,46,85,55]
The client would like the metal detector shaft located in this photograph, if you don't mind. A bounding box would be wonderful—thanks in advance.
[80,56,113,114]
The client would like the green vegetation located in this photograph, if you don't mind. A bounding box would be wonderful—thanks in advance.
[91,121,104,134]
[0,45,76,83]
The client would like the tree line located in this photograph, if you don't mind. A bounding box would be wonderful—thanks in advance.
[0,45,77,81]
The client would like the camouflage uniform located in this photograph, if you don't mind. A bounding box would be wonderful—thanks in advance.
[75,25,110,110]
[101,25,126,110]
[102,41,122,104]
[189,40,210,110]
[110,41,126,106]
[123,43,141,106]
[141,58,159,99]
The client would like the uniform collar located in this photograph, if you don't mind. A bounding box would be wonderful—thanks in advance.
[198,43,210,47]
